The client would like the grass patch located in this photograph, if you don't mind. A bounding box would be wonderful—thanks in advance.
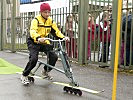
[0,58,23,74]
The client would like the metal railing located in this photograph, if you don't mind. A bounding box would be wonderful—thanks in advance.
[0,0,133,68]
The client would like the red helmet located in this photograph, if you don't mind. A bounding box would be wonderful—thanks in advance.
[40,3,51,12]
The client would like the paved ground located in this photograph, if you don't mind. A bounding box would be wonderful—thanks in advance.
[0,51,132,100]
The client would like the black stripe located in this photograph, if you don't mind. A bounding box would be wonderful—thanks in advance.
[34,18,39,24]
[50,27,62,39]
[38,25,52,27]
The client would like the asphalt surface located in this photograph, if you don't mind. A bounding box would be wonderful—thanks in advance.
[0,51,133,100]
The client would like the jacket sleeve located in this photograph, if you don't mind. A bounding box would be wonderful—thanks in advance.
[30,19,41,42]
[51,21,65,39]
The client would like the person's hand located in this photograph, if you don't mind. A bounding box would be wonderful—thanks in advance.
[63,36,70,41]
[38,38,46,43]
[69,28,72,31]
[88,27,91,30]
[108,21,111,25]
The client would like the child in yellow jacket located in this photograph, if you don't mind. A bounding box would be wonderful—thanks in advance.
[21,3,69,85]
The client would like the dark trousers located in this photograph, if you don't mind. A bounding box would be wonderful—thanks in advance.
[126,44,133,66]
[23,38,58,76]
[100,42,110,62]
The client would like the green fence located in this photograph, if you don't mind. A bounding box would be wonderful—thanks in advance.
[0,0,133,69]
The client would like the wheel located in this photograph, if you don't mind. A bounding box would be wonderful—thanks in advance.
[63,86,74,94]
[28,76,34,83]
[31,77,34,82]
[77,89,82,96]
[74,91,77,95]
[63,86,69,92]
[69,88,73,94]
[63,86,67,91]
[73,89,78,95]
[65,89,69,92]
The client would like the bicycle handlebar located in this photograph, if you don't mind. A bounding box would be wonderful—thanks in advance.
[43,38,65,42]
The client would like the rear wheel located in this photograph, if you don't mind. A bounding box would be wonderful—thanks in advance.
[28,76,34,83]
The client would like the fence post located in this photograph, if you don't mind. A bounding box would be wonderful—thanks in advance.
[0,0,3,51]
[78,0,88,64]
[111,0,118,69]
[84,0,89,64]
[111,0,122,99]
[11,0,17,52]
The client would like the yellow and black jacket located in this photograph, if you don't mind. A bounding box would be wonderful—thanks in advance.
[30,14,65,44]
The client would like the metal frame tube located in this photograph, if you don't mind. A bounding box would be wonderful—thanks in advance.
[38,60,65,74]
